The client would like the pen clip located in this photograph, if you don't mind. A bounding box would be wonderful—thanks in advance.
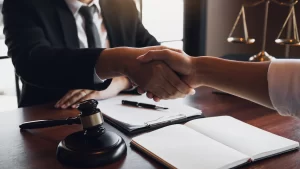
[144,114,187,127]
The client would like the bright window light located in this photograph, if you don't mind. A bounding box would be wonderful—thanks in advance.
[142,0,183,43]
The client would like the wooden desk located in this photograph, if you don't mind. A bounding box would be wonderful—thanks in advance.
[1,87,300,169]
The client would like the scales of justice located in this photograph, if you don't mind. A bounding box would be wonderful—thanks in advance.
[228,0,299,61]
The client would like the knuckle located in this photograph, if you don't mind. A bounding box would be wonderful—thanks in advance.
[179,93,186,98]
[170,89,178,95]
[70,90,78,95]
[163,49,172,55]
[178,49,184,54]
[180,84,190,94]
[184,88,191,94]
[80,92,86,97]
[158,93,165,99]
[159,46,167,50]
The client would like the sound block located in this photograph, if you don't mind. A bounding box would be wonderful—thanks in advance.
[56,131,127,168]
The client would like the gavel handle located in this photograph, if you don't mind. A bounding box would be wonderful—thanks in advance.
[19,117,81,129]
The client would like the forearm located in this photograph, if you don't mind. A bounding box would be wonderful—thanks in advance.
[95,47,161,79]
[195,57,273,109]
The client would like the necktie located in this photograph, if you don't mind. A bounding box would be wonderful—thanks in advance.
[79,5,102,48]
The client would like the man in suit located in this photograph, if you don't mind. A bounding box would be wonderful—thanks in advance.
[2,0,194,107]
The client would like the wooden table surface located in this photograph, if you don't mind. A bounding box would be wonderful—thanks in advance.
[1,87,300,169]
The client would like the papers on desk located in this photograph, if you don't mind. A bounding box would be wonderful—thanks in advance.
[97,94,203,134]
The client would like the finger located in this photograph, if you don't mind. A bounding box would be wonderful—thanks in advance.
[56,90,81,107]
[146,92,153,99]
[137,49,173,63]
[153,96,161,102]
[137,50,193,76]
[147,84,167,99]
[156,84,173,100]
[161,77,183,99]
[55,90,82,108]
[71,104,79,109]
[150,46,184,54]
[76,93,97,105]
[61,90,92,109]
[147,64,179,100]
[161,65,191,98]
[137,88,146,94]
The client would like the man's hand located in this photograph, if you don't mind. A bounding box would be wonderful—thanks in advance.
[96,46,195,100]
[137,49,202,88]
[55,76,131,109]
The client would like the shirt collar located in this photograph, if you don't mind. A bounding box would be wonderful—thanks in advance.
[65,0,101,16]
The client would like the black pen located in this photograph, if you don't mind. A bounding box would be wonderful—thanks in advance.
[122,100,168,110]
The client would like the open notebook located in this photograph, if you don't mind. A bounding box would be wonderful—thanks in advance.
[97,94,203,134]
[131,116,299,169]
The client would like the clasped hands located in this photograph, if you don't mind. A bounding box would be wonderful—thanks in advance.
[56,46,201,109]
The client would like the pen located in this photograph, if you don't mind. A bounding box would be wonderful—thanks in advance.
[122,100,168,110]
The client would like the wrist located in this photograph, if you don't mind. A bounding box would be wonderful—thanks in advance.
[96,48,145,79]
[193,56,215,87]
[96,48,128,79]
[195,56,228,87]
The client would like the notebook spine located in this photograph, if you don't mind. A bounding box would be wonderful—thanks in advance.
[145,114,187,127]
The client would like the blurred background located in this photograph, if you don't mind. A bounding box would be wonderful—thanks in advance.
[0,0,300,112]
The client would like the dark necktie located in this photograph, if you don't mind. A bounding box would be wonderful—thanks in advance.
[79,5,102,48]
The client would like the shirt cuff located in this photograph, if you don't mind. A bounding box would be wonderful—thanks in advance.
[123,77,137,91]
[94,68,106,84]
[268,59,300,117]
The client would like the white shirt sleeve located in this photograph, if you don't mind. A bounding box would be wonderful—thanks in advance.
[94,69,106,84]
[268,59,300,117]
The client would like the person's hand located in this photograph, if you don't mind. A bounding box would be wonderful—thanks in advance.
[136,49,202,88]
[96,46,183,79]
[127,60,195,100]
[97,46,195,100]
[55,76,131,109]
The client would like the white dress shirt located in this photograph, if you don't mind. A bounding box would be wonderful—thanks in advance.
[65,0,110,48]
[268,59,300,118]
[65,0,109,83]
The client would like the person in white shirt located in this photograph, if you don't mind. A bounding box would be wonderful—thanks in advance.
[137,49,300,118]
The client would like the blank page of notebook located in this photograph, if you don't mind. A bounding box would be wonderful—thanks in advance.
[185,116,299,160]
[132,125,249,169]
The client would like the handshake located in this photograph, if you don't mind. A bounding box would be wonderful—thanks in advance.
[96,46,204,101]
[60,45,271,110]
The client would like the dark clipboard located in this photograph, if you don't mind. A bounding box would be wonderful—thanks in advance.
[103,114,205,135]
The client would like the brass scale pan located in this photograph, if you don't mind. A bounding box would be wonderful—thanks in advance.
[228,0,299,45]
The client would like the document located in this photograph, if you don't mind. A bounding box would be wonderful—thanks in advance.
[97,94,203,134]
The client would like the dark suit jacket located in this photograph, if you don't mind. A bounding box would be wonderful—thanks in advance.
[2,0,159,107]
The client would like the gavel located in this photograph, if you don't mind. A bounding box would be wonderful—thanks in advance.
[20,99,127,168]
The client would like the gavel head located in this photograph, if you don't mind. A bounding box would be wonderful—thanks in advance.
[77,99,105,137]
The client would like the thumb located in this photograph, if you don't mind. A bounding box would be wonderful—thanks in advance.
[137,49,171,63]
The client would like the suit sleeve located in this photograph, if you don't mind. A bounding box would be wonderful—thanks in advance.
[2,0,111,90]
